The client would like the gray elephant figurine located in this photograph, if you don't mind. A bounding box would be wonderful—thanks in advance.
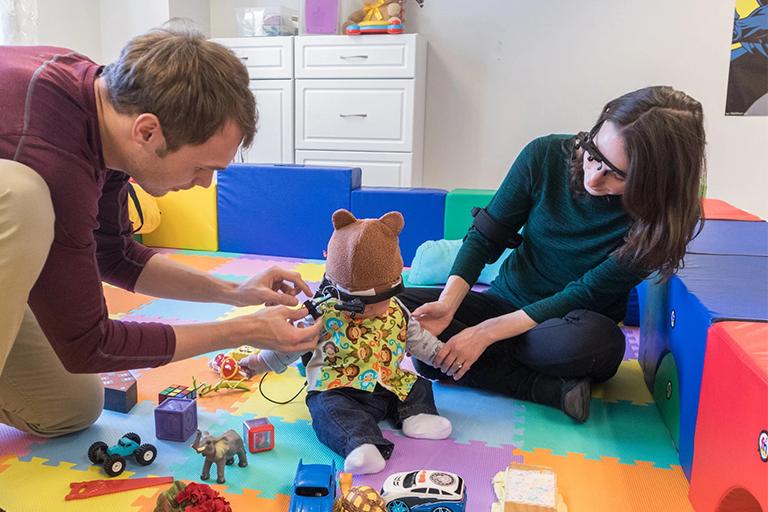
[191,429,248,484]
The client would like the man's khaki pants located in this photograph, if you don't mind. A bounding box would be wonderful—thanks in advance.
[0,159,102,437]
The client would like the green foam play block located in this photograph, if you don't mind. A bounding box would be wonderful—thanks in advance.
[444,188,496,240]
[653,352,681,450]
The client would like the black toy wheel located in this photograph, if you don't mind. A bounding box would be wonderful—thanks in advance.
[135,444,157,466]
[87,441,107,464]
[124,432,141,444]
[104,454,126,477]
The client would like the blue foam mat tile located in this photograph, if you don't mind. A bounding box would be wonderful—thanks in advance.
[129,299,236,323]
[165,413,342,498]
[432,381,525,448]
[517,399,679,468]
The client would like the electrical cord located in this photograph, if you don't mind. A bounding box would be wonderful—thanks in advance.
[257,371,307,405]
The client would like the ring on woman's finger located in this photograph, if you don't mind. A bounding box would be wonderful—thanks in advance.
[456,362,463,369]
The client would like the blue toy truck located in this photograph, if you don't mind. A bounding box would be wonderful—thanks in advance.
[87,432,158,477]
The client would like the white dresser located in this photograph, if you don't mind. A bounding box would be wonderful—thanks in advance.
[211,36,295,165]
[214,34,427,187]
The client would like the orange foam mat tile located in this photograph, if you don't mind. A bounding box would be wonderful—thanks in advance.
[514,448,693,512]
[130,483,290,512]
[103,284,155,315]
[134,356,259,414]
[162,253,235,273]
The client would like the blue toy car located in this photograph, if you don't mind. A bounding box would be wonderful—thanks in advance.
[288,459,337,512]
[381,470,467,512]
[87,432,157,477]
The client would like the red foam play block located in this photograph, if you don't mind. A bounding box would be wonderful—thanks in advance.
[689,322,768,511]
[701,198,763,221]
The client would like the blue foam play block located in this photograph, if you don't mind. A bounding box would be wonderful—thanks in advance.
[351,187,447,266]
[218,164,361,259]
[623,287,640,326]
[687,219,768,256]
[639,252,768,479]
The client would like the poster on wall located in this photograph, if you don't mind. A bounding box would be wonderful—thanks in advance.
[726,0,768,115]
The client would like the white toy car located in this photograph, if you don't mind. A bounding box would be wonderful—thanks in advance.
[380,470,467,512]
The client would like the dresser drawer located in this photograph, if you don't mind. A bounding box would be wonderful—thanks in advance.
[295,150,418,187]
[296,79,414,152]
[295,34,424,79]
[211,37,293,79]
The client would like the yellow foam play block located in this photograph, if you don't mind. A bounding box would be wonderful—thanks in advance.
[142,185,218,251]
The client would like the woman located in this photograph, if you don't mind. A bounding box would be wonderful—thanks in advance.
[398,86,706,422]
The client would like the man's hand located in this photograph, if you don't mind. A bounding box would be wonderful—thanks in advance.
[171,305,321,363]
[233,266,313,307]
[249,306,321,352]
[410,300,455,337]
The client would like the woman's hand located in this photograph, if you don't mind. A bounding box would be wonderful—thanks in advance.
[248,306,321,352]
[433,325,493,380]
[410,300,456,336]
[233,266,312,307]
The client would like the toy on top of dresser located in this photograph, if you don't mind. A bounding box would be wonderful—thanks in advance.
[343,0,405,35]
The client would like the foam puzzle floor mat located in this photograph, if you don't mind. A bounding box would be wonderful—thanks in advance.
[0,250,692,511]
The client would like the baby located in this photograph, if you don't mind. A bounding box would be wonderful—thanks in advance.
[240,209,451,474]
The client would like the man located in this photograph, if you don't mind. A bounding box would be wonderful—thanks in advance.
[0,26,321,437]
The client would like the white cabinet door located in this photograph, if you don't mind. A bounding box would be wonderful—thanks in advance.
[241,80,294,164]
[296,79,414,152]
[211,37,293,79]
[295,149,418,187]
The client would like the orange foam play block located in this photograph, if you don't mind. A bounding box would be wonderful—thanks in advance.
[701,198,762,221]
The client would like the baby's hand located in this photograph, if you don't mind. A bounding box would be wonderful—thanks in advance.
[238,353,270,378]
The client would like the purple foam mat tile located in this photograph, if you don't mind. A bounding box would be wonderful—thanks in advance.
[214,257,322,277]
[0,425,43,458]
[356,431,520,511]
[621,326,640,360]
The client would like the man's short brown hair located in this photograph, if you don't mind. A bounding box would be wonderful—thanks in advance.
[102,25,256,152]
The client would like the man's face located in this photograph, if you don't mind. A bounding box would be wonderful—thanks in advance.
[129,120,242,197]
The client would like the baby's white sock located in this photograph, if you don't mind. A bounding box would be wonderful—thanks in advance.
[402,413,452,439]
[344,443,386,475]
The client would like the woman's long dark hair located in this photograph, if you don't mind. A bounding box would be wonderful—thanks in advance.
[569,86,707,279]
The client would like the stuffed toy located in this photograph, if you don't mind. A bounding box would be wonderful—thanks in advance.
[343,0,404,35]
[240,209,451,475]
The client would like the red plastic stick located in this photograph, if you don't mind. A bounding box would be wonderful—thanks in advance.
[65,476,174,500]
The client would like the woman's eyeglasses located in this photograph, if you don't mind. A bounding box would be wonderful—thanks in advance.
[575,122,627,180]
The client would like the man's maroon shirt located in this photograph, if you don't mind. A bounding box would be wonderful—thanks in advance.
[0,45,175,372]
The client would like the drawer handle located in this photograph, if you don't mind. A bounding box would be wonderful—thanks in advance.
[339,113,368,118]
[340,55,369,60]
[239,56,249,61]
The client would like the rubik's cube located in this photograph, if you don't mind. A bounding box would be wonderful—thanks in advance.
[158,384,197,404]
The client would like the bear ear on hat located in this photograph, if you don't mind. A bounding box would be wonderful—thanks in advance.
[332,209,358,229]
[379,211,404,235]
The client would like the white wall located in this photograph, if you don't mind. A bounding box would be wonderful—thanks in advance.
[99,0,170,62]
[405,0,768,218]
[37,0,102,61]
